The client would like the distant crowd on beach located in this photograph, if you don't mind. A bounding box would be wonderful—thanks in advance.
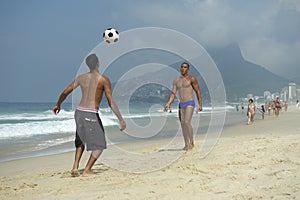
[236,97,299,125]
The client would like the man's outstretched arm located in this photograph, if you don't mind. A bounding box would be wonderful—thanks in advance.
[164,92,176,112]
[53,80,78,115]
[164,80,177,112]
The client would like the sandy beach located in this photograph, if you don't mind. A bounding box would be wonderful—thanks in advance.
[0,108,299,200]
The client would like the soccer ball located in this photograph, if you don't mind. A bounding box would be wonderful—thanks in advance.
[103,28,119,44]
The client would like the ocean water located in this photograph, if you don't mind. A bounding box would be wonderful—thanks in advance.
[0,102,242,162]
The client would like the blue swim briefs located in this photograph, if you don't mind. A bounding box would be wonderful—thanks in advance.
[179,100,195,109]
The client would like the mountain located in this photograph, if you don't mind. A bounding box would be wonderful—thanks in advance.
[110,43,293,103]
[207,43,292,100]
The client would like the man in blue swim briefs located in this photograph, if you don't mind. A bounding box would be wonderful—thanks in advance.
[53,54,126,177]
[164,62,202,150]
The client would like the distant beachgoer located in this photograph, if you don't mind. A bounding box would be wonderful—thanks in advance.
[296,100,299,107]
[274,97,281,117]
[247,98,256,125]
[236,104,239,112]
[261,105,265,113]
[272,101,276,115]
[261,105,265,119]
[241,103,245,113]
[164,62,202,150]
[52,54,126,177]
[267,102,272,115]
[284,101,288,112]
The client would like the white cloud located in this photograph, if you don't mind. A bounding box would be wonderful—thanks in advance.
[279,0,300,12]
[120,0,300,79]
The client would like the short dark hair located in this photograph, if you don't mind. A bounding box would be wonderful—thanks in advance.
[86,54,98,70]
[249,98,253,103]
[181,62,190,69]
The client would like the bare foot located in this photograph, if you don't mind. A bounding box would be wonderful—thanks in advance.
[182,146,189,151]
[82,170,99,177]
[188,143,194,150]
[71,169,80,177]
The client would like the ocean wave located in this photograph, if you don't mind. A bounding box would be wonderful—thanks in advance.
[34,136,74,151]
[0,109,74,123]
[0,116,118,139]
[0,106,234,139]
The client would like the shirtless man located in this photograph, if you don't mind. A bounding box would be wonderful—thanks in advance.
[274,97,281,117]
[247,98,256,125]
[52,54,126,177]
[164,62,202,150]
[284,101,288,112]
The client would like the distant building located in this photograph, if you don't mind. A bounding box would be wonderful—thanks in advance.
[288,83,297,102]
[241,83,299,105]
[264,91,271,98]
[255,96,264,104]
[281,87,288,102]
[297,89,300,101]
[281,91,287,102]
[264,91,272,101]
[247,94,253,99]
[272,92,280,100]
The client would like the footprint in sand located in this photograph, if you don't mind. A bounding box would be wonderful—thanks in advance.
[18,182,38,190]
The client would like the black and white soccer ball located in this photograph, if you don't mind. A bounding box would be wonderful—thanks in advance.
[103,28,119,44]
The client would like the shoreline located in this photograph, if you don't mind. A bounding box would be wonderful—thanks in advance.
[0,109,245,163]
[0,108,299,199]
[0,107,283,164]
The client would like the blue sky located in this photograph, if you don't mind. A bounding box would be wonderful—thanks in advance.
[0,0,299,102]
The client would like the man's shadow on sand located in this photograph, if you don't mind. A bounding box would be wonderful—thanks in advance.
[158,148,183,152]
